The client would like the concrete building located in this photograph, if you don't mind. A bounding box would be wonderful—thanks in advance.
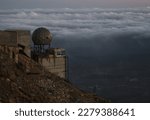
[0,30,31,63]
[32,48,67,79]
[0,27,68,79]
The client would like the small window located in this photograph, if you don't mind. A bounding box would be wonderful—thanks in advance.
[46,36,49,39]
[12,52,15,59]
[56,50,65,56]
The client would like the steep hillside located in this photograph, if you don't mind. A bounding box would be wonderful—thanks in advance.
[0,51,107,103]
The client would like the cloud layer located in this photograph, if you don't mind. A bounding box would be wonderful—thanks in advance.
[0,7,150,37]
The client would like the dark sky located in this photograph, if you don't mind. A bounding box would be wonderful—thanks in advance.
[0,0,150,9]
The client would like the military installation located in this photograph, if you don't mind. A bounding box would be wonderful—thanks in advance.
[0,27,68,79]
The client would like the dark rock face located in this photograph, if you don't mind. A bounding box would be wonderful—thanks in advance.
[0,51,107,103]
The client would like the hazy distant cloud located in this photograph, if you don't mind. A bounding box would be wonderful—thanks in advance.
[0,0,150,9]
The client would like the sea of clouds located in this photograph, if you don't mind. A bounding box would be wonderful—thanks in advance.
[0,7,150,37]
[1,7,150,102]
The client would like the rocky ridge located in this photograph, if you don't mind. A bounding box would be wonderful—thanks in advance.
[0,51,107,103]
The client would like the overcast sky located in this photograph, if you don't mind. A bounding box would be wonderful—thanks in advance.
[0,0,150,9]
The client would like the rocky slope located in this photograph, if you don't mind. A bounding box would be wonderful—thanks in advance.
[0,51,107,103]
